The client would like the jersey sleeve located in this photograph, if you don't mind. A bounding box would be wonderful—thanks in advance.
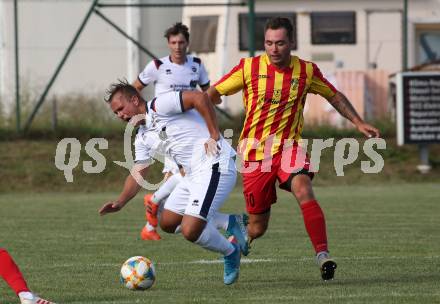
[152,91,184,115]
[308,63,337,99]
[214,59,245,96]
[134,130,155,164]
[198,62,210,87]
[138,60,158,86]
[162,155,180,173]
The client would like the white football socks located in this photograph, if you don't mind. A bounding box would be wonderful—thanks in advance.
[209,212,229,231]
[173,213,229,234]
[145,222,156,232]
[152,173,183,204]
[194,221,235,256]
[18,291,34,301]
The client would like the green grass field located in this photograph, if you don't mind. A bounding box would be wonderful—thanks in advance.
[1,184,440,304]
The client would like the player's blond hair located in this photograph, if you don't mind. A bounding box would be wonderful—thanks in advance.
[105,79,140,103]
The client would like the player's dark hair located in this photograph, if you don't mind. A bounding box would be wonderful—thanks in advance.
[105,79,140,103]
[164,22,190,42]
[264,17,293,41]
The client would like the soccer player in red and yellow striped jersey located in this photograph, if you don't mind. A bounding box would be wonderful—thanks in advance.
[208,17,379,281]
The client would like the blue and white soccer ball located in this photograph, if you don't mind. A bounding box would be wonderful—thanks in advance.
[120,256,156,290]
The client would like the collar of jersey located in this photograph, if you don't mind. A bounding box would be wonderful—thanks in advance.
[145,98,157,114]
[144,99,149,114]
[169,55,188,64]
[263,53,295,71]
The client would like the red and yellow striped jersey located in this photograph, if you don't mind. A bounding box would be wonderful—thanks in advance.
[215,54,337,161]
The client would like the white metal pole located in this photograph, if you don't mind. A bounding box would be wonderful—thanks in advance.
[126,0,141,82]
[219,0,231,111]
[0,0,8,118]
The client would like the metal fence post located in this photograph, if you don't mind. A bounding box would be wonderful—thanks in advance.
[23,0,100,133]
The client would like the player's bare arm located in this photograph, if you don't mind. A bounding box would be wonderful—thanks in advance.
[132,78,146,93]
[206,86,222,104]
[200,83,210,92]
[181,91,221,155]
[99,164,149,215]
[328,91,380,138]
[181,91,220,141]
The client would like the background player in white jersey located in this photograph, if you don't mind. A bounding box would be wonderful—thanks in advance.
[132,22,210,241]
[99,81,247,285]
[132,22,210,95]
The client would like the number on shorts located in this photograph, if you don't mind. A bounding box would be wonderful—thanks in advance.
[245,192,255,208]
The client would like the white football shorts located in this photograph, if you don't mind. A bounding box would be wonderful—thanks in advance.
[162,156,181,175]
[163,158,236,220]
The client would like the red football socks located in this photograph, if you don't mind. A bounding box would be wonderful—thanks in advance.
[300,200,328,253]
[0,248,30,295]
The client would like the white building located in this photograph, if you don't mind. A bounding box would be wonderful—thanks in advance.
[1,0,439,123]
[0,0,183,119]
[182,0,440,115]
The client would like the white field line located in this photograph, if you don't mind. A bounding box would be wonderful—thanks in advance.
[45,255,440,269]
[187,258,273,264]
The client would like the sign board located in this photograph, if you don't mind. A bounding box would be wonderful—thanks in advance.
[396,72,440,145]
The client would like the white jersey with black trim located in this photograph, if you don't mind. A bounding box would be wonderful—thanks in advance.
[133,109,162,165]
[134,92,236,176]
[138,55,210,96]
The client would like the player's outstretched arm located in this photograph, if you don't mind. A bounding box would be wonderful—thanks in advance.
[132,78,146,93]
[99,164,149,215]
[181,91,220,141]
[200,83,210,92]
[327,91,380,138]
[206,86,223,104]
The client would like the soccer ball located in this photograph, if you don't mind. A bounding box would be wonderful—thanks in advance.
[120,256,156,290]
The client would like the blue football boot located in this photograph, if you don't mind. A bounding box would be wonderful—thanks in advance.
[223,242,241,285]
[226,214,249,256]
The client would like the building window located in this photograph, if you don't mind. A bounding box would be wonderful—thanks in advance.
[416,30,440,65]
[239,13,297,51]
[311,11,356,45]
[189,16,219,53]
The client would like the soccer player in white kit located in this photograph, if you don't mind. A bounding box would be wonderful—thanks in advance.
[99,81,245,285]
[132,22,211,241]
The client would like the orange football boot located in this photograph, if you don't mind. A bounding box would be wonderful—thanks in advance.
[144,194,159,227]
[140,226,161,241]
